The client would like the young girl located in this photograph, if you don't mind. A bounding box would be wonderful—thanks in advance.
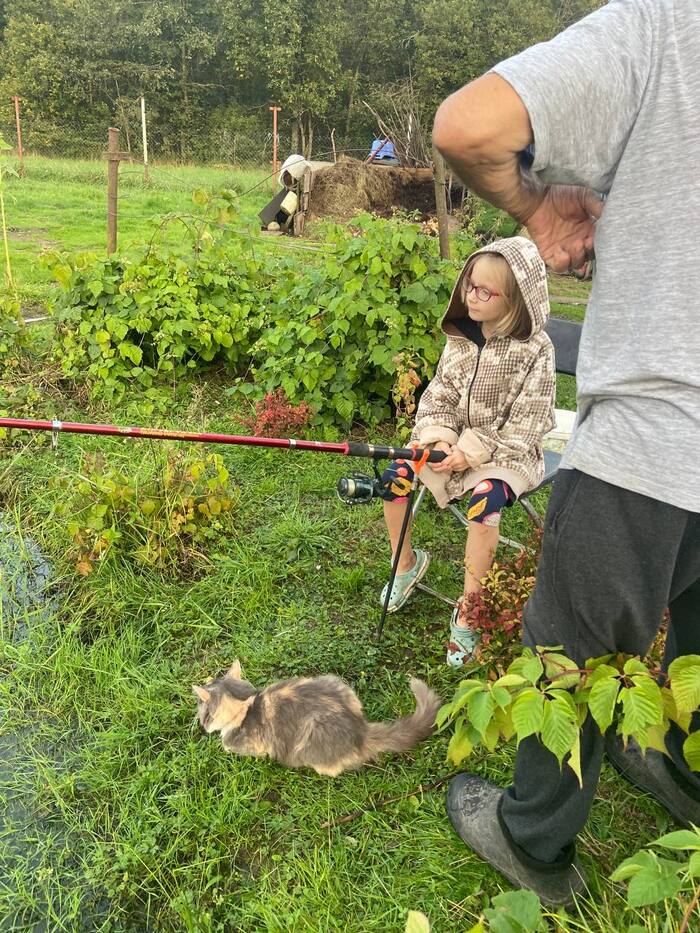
[379,236,555,667]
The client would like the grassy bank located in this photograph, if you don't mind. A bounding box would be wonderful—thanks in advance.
[2,156,271,310]
[0,372,679,932]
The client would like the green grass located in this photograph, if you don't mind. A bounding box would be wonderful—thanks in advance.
[1,156,274,310]
[0,370,687,933]
[2,161,672,931]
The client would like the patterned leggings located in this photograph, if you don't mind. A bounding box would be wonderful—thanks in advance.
[380,459,514,527]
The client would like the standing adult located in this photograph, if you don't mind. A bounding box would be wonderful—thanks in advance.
[432,0,700,906]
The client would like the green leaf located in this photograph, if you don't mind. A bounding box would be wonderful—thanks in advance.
[626,860,682,907]
[447,720,473,766]
[119,343,143,365]
[401,282,429,304]
[491,686,511,710]
[586,663,621,687]
[468,690,495,741]
[494,704,516,742]
[447,680,487,716]
[652,829,700,851]
[434,704,452,730]
[541,651,580,689]
[511,689,545,742]
[611,850,683,907]
[405,910,430,933]
[588,675,621,734]
[482,718,501,753]
[584,653,616,669]
[642,723,671,756]
[568,732,583,788]
[483,890,542,932]
[689,851,700,877]
[521,655,544,685]
[662,687,692,733]
[334,396,354,422]
[623,657,649,676]
[683,731,700,772]
[192,188,209,206]
[611,852,649,882]
[668,655,700,713]
[619,677,664,738]
[541,695,578,766]
[493,674,527,689]
[88,280,103,298]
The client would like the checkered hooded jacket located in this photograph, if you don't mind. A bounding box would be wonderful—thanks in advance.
[410,236,556,508]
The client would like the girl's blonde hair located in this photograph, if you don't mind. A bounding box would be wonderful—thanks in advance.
[461,252,531,340]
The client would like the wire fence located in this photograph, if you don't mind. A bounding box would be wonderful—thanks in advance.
[0,100,376,170]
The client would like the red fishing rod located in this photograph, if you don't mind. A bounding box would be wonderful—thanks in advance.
[0,415,446,640]
[0,416,447,464]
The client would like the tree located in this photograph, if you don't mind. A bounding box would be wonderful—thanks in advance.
[221,0,348,157]
[413,0,559,114]
[0,0,609,162]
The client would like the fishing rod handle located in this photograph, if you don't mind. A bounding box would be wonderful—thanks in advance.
[345,441,447,463]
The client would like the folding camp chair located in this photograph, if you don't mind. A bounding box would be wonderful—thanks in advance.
[412,316,583,608]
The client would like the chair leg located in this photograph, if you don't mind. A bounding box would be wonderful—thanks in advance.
[411,484,428,520]
[520,496,543,528]
[498,534,525,552]
[447,502,469,529]
[415,581,458,608]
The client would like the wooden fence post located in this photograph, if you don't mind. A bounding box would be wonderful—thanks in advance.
[104,127,129,255]
[12,96,24,176]
[432,144,450,261]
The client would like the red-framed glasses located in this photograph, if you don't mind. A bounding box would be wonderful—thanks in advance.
[466,281,502,302]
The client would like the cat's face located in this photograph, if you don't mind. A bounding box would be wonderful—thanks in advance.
[192,660,256,734]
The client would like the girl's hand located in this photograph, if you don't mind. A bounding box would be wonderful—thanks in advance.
[431,444,470,474]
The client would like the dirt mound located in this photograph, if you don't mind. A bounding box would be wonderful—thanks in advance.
[307,157,447,222]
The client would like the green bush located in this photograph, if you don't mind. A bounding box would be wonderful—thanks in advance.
[0,292,27,370]
[48,213,461,428]
[248,214,456,427]
[49,242,270,407]
[51,446,238,575]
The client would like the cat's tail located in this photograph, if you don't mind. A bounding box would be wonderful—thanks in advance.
[364,677,440,757]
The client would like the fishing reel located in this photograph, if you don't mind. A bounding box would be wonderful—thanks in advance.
[336,462,388,505]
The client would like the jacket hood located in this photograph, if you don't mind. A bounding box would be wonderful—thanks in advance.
[442,235,550,340]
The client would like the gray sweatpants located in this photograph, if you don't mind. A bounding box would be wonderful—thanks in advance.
[500,469,700,864]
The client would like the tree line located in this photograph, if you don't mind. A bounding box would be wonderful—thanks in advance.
[0,0,604,162]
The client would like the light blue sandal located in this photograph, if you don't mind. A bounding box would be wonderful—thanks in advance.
[379,548,430,613]
[446,603,479,667]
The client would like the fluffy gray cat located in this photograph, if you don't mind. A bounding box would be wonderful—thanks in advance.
[193,661,440,776]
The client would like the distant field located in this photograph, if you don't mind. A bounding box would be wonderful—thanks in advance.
[2,156,272,308]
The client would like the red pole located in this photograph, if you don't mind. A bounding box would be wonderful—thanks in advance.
[0,417,446,463]
[12,96,24,175]
[269,105,281,186]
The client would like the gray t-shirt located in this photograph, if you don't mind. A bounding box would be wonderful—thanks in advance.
[493,0,700,512]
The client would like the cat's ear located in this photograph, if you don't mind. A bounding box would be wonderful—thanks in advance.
[227,659,243,680]
[192,685,211,702]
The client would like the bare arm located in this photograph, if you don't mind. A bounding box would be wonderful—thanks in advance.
[432,74,540,223]
[433,74,603,272]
